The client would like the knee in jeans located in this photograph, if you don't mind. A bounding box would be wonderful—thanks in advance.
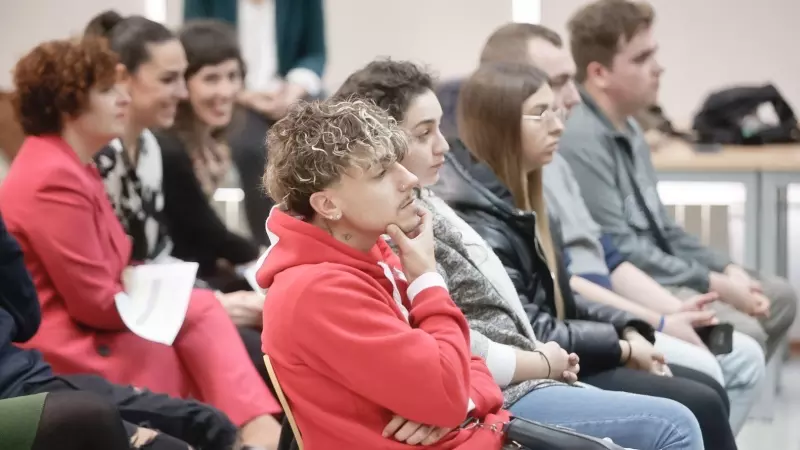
[730,332,766,386]
[654,399,702,445]
[734,316,769,351]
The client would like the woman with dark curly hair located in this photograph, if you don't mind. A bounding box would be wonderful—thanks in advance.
[0,36,282,450]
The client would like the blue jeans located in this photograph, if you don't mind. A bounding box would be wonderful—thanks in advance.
[509,385,703,450]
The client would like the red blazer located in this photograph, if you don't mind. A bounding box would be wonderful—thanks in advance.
[0,136,192,397]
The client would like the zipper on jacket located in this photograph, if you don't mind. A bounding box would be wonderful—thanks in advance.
[510,207,565,319]
[532,230,565,320]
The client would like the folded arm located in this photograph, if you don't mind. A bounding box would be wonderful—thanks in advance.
[297,270,477,428]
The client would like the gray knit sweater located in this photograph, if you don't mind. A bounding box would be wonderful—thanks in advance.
[417,194,565,407]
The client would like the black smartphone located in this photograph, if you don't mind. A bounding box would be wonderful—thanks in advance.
[695,323,734,355]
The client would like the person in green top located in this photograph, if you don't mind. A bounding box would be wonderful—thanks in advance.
[0,392,129,450]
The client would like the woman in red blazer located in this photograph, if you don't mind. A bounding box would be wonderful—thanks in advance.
[0,36,281,449]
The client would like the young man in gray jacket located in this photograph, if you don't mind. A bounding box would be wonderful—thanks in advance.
[478,20,765,433]
[557,0,797,360]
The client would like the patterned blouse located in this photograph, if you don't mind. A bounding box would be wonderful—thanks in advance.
[94,130,172,262]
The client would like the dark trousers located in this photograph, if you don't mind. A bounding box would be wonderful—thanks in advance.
[582,364,736,450]
[23,374,238,450]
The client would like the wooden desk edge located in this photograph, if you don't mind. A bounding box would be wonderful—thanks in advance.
[652,140,800,172]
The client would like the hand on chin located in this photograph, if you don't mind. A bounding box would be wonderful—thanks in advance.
[392,207,424,239]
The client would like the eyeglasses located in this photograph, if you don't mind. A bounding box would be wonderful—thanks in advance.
[522,108,567,123]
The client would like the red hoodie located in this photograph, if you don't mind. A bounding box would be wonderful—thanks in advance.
[257,208,510,450]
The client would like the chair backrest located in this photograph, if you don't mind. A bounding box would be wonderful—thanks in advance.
[263,354,304,450]
[0,91,25,163]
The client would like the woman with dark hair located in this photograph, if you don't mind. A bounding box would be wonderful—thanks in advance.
[183,0,327,247]
[86,11,187,264]
[183,0,326,118]
[0,31,282,450]
[433,62,738,450]
[157,20,266,334]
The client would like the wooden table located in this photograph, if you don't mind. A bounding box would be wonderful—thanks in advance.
[652,139,800,172]
[652,139,800,275]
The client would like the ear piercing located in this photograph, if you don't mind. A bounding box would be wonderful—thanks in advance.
[329,213,341,220]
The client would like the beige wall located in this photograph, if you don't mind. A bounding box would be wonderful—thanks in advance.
[541,0,800,123]
[3,0,798,120]
[320,0,512,93]
[0,0,511,93]
[171,0,512,92]
[0,0,147,89]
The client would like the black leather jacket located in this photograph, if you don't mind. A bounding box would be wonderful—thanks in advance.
[432,140,654,374]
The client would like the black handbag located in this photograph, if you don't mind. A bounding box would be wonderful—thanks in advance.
[503,417,626,449]
[462,416,625,450]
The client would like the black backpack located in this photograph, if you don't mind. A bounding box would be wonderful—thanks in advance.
[692,84,800,145]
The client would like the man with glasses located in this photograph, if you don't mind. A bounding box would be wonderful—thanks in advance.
[463,20,766,434]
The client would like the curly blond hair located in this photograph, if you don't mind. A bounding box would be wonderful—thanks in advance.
[264,99,409,218]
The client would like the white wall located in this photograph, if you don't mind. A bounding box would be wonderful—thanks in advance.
[170,0,512,93]
[3,0,798,120]
[0,0,147,89]
[4,0,511,93]
[541,0,800,123]
[320,0,513,93]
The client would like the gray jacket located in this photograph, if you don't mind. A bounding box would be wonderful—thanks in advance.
[558,89,731,293]
[542,153,608,278]
[412,194,562,407]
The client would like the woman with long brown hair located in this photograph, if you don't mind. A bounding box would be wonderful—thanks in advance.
[434,62,736,450]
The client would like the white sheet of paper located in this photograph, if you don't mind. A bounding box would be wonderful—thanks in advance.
[114,262,199,346]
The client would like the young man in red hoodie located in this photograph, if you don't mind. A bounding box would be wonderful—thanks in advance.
[256,98,512,449]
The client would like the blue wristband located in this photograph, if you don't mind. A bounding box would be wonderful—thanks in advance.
[657,315,666,332]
